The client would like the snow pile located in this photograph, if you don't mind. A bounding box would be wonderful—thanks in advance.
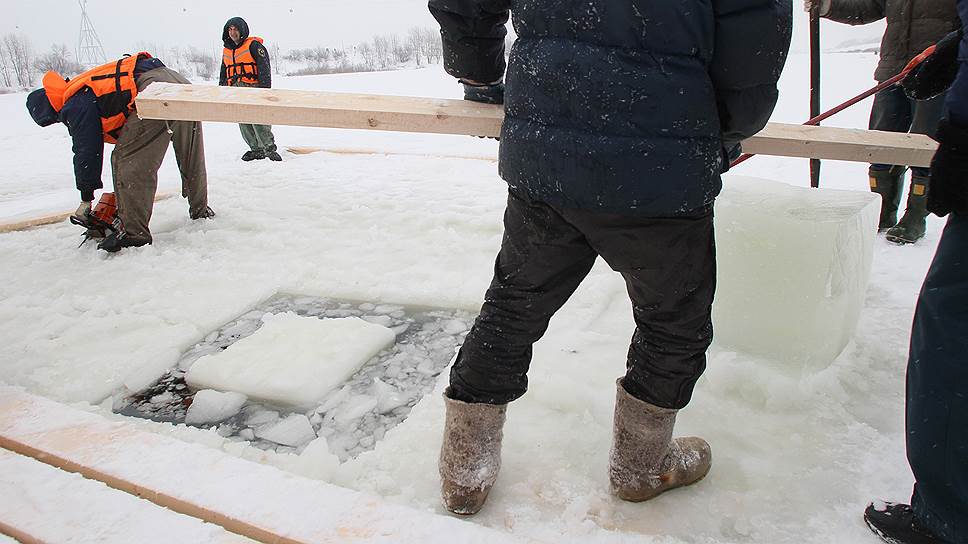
[184,389,247,425]
[185,312,395,407]
[714,176,880,366]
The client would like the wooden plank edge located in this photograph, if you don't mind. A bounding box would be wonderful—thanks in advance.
[0,193,176,234]
[0,433,305,544]
[0,520,44,544]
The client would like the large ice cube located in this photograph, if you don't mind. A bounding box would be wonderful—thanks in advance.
[185,312,395,407]
[713,176,879,367]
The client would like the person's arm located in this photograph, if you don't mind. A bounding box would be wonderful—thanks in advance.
[251,41,271,89]
[710,0,793,159]
[428,0,511,87]
[219,61,227,86]
[59,88,104,202]
[807,0,886,25]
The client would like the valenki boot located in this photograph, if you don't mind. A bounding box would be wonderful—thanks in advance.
[886,175,930,244]
[438,389,507,515]
[609,379,711,502]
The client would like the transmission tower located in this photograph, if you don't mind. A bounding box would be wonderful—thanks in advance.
[76,0,107,67]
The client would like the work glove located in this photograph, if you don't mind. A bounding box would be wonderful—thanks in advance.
[721,142,742,173]
[461,80,504,105]
[72,201,92,222]
[927,118,968,217]
[803,0,831,14]
[901,30,963,101]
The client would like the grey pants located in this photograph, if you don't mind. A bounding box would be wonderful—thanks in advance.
[112,67,208,239]
[233,81,276,153]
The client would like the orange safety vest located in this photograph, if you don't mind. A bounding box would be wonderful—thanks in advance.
[223,37,263,85]
[42,52,151,144]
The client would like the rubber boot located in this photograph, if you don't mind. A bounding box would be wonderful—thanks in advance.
[439,388,507,515]
[609,379,711,502]
[869,167,904,232]
[886,175,929,244]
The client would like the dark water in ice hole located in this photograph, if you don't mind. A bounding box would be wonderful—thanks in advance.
[115,294,475,461]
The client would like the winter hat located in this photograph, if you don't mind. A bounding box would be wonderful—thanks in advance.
[26,88,58,127]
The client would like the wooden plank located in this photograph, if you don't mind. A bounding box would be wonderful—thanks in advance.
[0,386,531,544]
[137,83,938,167]
[0,449,256,544]
[0,193,175,234]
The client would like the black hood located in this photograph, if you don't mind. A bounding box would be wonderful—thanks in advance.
[222,17,250,49]
[26,88,59,127]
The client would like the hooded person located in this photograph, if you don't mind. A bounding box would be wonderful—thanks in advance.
[219,16,282,162]
[25,53,213,253]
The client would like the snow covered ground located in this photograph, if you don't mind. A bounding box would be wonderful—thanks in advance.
[0,48,948,542]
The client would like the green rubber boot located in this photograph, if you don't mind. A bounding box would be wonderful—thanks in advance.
[869,167,905,232]
[885,175,929,245]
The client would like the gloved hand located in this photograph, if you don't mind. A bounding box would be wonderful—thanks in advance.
[926,118,968,217]
[901,30,963,101]
[72,201,92,222]
[803,0,831,14]
[721,142,742,173]
[461,80,505,105]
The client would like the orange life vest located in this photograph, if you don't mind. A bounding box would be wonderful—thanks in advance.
[42,52,151,144]
[223,37,263,85]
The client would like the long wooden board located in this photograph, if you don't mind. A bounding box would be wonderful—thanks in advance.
[0,193,175,234]
[0,387,530,544]
[136,83,938,167]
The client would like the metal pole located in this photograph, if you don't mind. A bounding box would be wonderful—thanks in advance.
[809,7,821,188]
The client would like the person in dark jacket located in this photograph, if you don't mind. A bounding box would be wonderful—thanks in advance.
[25,54,213,253]
[429,0,792,515]
[806,0,959,244]
[862,14,968,544]
[219,16,281,162]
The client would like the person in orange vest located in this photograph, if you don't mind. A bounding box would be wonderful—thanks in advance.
[220,17,281,162]
[25,53,213,253]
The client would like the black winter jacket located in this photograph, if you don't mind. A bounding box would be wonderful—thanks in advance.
[219,17,272,88]
[430,0,792,216]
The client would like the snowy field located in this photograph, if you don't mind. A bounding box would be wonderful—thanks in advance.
[0,47,948,543]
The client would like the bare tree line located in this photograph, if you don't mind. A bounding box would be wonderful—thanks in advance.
[0,26,449,89]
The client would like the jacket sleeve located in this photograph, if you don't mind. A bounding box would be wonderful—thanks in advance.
[710,0,793,147]
[59,88,104,201]
[428,0,511,83]
[823,0,886,25]
[219,61,227,86]
[251,41,272,88]
[948,1,968,124]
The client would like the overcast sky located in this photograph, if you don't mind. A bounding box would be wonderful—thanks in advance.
[5,1,883,58]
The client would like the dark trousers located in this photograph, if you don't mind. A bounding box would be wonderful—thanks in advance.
[907,213,968,542]
[869,86,946,178]
[450,189,716,410]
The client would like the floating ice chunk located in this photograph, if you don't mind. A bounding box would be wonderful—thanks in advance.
[244,409,279,427]
[442,319,468,335]
[361,315,393,327]
[373,304,403,315]
[714,176,878,366]
[370,378,409,413]
[334,395,379,425]
[185,389,248,425]
[239,428,256,441]
[185,313,396,407]
[255,413,317,447]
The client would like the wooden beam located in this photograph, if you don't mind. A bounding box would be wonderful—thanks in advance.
[0,387,530,544]
[137,83,938,167]
[0,193,174,234]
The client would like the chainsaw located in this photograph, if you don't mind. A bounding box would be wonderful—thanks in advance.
[69,192,122,247]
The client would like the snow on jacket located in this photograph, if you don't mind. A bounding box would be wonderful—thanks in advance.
[429,0,792,216]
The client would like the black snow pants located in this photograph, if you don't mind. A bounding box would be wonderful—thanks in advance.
[907,213,968,543]
[450,189,716,410]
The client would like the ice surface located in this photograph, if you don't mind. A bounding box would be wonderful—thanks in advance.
[185,312,395,407]
[255,414,317,447]
[185,390,247,425]
[714,176,879,366]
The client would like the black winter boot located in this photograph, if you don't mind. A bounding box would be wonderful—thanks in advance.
[886,175,929,244]
[864,502,946,544]
[869,167,905,232]
[266,150,283,161]
[97,231,152,253]
[241,150,265,161]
